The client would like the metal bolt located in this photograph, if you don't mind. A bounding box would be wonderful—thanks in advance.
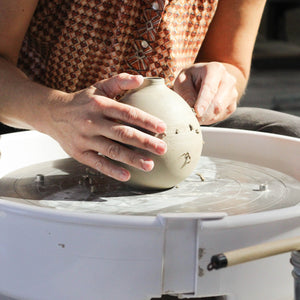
[259,184,267,191]
[90,185,98,193]
[253,183,268,191]
[35,174,45,185]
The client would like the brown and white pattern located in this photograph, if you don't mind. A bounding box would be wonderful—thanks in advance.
[18,0,219,92]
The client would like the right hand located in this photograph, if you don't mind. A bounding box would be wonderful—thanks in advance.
[42,73,167,182]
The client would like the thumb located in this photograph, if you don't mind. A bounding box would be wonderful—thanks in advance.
[174,72,198,107]
[93,73,144,98]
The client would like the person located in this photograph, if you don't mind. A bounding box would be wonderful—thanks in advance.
[0,0,299,183]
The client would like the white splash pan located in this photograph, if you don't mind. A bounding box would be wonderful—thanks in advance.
[0,128,299,300]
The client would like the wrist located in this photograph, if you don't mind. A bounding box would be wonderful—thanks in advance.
[30,84,72,135]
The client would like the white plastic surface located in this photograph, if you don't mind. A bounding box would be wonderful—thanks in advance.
[0,129,299,300]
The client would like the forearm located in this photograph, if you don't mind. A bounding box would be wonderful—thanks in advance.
[0,56,68,131]
[195,0,266,104]
[194,59,249,103]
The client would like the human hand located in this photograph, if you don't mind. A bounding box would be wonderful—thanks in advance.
[173,62,238,125]
[43,73,167,182]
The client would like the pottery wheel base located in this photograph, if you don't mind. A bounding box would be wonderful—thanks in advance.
[0,156,299,216]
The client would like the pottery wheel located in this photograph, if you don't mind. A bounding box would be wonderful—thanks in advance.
[0,156,300,216]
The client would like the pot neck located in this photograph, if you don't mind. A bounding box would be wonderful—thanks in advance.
[141,77,165,88]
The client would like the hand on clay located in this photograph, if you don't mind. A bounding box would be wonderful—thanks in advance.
[173,62,238,125]
[44,73,167,182]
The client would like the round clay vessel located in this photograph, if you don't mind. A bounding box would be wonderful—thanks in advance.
[119,77,203,189]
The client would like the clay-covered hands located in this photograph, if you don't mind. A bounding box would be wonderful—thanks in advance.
[174,62,238,125]
[45,73,167,182]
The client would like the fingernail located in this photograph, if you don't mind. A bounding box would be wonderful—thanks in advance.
[132,75,144,83]
[156,141,167,155]
[118,169,130,181]
[141,159,154,172]
[157,121,167,133]
[136,75,144,80]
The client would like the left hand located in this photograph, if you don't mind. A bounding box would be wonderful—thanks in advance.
[174,62,238,125]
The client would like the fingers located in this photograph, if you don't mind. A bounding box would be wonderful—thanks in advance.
[89,96,167,155]
[93,73,144,99]
[93,72,167,134]
[194,63,223,118]
[60,74,169,181]
[77,150,131,182]
[64,118,166,182]
[213,75,238,117]
[71,103,167,181]
[76,135,157,182]
[173,72,198,107]
[83,113,167,156]
[99,119,167,155]
[201,74,237,124]
[96,96,166,134]
[193,63,238,124]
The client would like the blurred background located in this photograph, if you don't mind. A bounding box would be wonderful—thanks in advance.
[242,0,300,116]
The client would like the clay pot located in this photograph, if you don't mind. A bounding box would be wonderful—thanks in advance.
[119,77,203,189]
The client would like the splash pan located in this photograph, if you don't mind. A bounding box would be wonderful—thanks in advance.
[0,128,300,300]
